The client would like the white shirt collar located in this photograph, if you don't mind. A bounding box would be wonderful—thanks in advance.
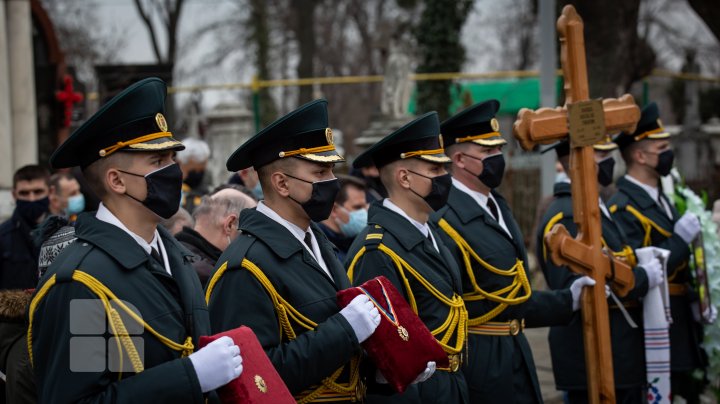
[382,198,439,252]
[625,174,660,202]
[256,201,308,243]
[95,202,171,274]
[255,201,332,280]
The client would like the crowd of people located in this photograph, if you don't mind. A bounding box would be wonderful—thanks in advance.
[0,77,716,403]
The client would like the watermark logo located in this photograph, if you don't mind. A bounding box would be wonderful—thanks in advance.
[69,299,144,372]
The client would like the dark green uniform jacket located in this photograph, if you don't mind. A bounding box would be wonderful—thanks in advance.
[609,176,704,372]
[345,202,469,404]
[432,185,574,404]
[537,182,649,393]
[30,213,212,404]
[206,208,362,401]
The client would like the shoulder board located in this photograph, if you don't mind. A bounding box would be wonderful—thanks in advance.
[224,232,256,268]
[52,241,94,283]
[363,225,385,250]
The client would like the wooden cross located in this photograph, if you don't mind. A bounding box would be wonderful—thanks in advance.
[513,6,640,403]
[55,74,84,128]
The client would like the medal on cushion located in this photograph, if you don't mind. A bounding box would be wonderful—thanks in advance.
[358,279,410,342]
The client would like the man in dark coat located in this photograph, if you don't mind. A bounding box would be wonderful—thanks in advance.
[345,112,467,403]
[206,99,382,403]
[430,100,594,404]
[609,102,706,402]
[537,138,662,403]
[176,187,256,285]
[29,78,242,403]
[0,165,50,290]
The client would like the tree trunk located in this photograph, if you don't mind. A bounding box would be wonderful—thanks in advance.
[292,0,318,104]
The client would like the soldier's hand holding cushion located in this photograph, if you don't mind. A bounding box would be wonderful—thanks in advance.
[339,294,381,343]
[189,336,243,393]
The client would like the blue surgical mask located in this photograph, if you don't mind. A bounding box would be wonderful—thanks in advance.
[67,194,85,215]
[252,182,264,200]
[339,208,368,237]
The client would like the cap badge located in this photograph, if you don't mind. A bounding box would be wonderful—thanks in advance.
[155,113,168,132]
[325,127,334,145]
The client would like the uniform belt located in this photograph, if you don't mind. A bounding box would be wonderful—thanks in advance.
[297,380,366,402]
[609,300,639,309]
[437,353,463,373]
[468,319,524,336]
[668,283,688,296]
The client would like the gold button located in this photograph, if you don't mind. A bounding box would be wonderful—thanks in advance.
[449,354,460,372]
[353,380,367,402]
[509,319,520,336]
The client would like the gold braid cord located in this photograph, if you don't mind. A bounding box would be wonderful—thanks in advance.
[346,242,468,355]
[610,204,686,281]
[28,272,194,380]
[438,219,531,325]
[206,260,362,403]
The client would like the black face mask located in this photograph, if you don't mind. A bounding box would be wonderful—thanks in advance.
[408,171,452,211]
[16,197,49,225]
[597,156,615,187]
[184,170,205,189]
[654,149,674,177]
[120,163,183,219]
[463,153,506,189]
[285,174,340,222]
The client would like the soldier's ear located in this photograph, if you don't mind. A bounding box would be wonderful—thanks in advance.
[396,166,411,190]
[270,171,290,197]
[106,169,127,195]
[634,146,647,165]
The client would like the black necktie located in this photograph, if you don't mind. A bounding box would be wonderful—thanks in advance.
[151,247,164,267]
[486,198,499,221]
[303,231,313,251]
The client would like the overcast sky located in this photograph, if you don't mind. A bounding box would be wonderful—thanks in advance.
[90,0,718,110]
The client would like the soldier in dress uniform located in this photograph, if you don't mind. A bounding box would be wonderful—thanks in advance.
[345,112,468,403]
[206,99,382,403]
[537,137,664,403]
[430,100,595,403]
[609,102,707,402]
[29,77,242,403]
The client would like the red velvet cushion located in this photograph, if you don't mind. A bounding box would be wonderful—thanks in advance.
[337,276,449,393]
[199,326,295,403]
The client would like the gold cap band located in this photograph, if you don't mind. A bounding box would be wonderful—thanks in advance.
[278,144,337,158]
[400,148,444,159]
[456,132,503,143]
[99,132,174,157]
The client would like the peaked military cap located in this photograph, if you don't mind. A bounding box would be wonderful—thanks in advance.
[226,99,344,171]
[353,112,449,169]
[50,77,184,169]
[440,99,507,148]
[613,102,670,150]
[542,134,618,158]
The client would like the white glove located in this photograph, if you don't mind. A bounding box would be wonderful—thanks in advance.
[674,212,701,243]
[340,294,381,343]
[692,302,718,324]
[376,361,436,384]
[705,305,718,324]
[189,336,243,393]
[640,257,665,290]
[412,361,436,383]
[570,276,596,311]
